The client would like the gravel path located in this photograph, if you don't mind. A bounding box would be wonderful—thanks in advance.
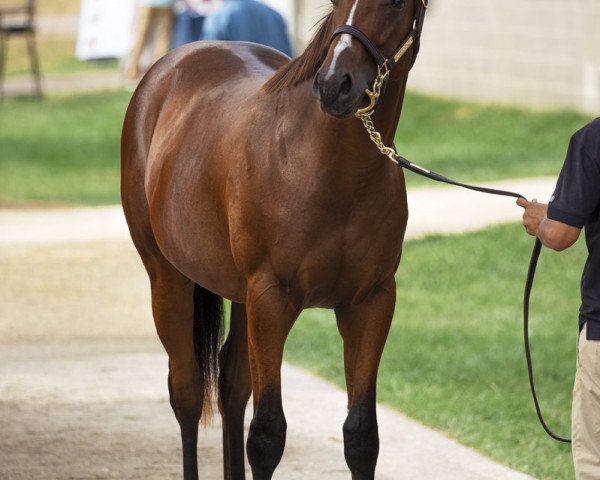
[0,178,553,479]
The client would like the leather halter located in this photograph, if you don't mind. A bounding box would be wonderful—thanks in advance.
[330,0,428,71]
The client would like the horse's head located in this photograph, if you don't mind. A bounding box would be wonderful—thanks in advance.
[314,0,427,119]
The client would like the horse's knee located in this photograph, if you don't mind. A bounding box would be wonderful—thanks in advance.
[247,409,287,478]
[343,407,379,478]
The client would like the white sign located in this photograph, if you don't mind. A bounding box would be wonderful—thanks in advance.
[76,0,297,60]
[76,0,137,60]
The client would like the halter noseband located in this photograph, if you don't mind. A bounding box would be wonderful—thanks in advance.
[329,0,428,116]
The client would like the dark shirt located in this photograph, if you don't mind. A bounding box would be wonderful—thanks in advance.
[547,118,600,339]
[202,0,293,57]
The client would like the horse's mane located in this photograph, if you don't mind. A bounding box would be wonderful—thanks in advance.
[263,12,334,94]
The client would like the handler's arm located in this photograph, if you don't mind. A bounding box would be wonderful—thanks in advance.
[516,198,581,251]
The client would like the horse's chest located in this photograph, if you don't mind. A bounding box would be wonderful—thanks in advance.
[230,165,408,307]
[270,211,406,308]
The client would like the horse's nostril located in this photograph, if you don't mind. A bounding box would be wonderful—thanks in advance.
[340,74,353,96]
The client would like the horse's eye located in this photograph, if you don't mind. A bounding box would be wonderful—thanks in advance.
[391,0,407,9]
[331,0,339,6]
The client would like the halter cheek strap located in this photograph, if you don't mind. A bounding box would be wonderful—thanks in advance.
[330,0,428,70]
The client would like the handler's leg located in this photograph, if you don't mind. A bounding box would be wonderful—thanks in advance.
[335,277,396,480]
[153,7,175,61]
[125,6,152,79]
[572,322,600,479]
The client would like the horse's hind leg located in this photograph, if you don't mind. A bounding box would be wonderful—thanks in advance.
[219,302,252,480]
[121,105,212,479]
[147,261,205,480]
[335,277,396,480]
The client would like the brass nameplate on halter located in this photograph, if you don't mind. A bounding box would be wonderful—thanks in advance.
[393,36,414,64]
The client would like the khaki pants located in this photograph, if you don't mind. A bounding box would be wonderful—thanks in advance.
[126,6,174,79]
[573,323,600,479]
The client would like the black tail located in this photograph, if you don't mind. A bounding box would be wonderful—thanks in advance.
[193,284,224,419]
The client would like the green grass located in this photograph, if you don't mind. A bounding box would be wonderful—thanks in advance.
[0,91,132,205]
[1,89,592,206]
[397,94,592,186]
[1,0,119,78]
[285,223,583,479]
[0,86,589,477]
[4,36,119,77]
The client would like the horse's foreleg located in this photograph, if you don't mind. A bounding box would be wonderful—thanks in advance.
[245,278,298,480]
[335,277,396,480]
[219,302,252,480]
[150,264,202,480]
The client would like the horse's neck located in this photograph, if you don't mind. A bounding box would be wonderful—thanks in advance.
[283,77,408,171]
[375,76,409,144]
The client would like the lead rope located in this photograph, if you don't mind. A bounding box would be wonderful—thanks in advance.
[356,77,571,443]
[524,238,571,443]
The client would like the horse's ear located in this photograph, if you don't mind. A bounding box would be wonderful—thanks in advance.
[263,12,334,94]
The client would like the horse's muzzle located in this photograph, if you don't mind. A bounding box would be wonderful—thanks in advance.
[313,71,364,119]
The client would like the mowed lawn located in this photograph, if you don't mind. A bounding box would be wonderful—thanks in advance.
[0,91,131,205]
[0,0,118,78]
[286,224,583,480]
[398,93,589,186]
[1,88,592,478]
[0,89,592,205]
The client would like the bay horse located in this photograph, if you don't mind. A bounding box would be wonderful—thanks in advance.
[121,1,427,478]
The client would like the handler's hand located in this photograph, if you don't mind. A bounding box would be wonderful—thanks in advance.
[516,197,548,236]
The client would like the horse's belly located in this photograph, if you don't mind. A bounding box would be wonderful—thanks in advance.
[155,224,247,302]
[148,183,247,303]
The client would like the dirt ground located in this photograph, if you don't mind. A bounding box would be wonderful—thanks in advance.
[0,241,188,479]
[0,240,357,480]
[0,233,534,480]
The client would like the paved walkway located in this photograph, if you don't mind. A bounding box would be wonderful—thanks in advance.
[0,176,555,246]
[0,178,556,479]
[0,29,557,479]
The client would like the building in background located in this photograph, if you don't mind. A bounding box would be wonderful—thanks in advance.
[409,0,600,114]
[296,0,600,115]
[76,0,600,115]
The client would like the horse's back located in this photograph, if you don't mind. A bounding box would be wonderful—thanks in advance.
[123,41,288,162]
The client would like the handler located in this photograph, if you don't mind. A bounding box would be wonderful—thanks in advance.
[517,118,600,479]
[126,0,176,79]
[201,0,293,57]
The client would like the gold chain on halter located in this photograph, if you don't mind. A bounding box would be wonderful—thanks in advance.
[355,0,427,165]
[357,110,400,165]
[355,61,390,118]
[355,61,401,165]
